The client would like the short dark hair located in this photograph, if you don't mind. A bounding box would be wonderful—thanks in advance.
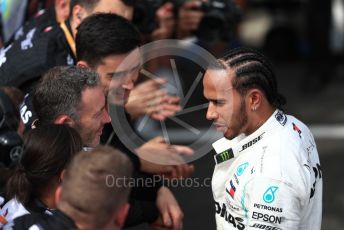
[59,145,133,228]
[33,66,99,124]
[6,124,83,204]
[76,13,141,68]
[213,47,286,109]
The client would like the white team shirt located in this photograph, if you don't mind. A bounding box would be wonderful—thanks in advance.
[0,198,29,228]
[212,110,322,230]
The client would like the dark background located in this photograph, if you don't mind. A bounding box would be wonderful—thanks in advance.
[130,0,344,229]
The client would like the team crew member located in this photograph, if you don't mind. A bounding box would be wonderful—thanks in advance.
[32,66,185,229]
[0,124,83,226]
[5,0,70,46]
[203,47,322,230]
[0,0,133,92]
[8,146,133,230]
[75,13,193,178]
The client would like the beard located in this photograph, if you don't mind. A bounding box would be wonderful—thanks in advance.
[73,121,86,146]
[224,96,248,139]
[73,121,97,148]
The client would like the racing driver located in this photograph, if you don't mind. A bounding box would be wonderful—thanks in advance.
[203,47,322,230]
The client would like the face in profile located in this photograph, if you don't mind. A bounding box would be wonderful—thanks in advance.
[95,48,141,106]
[203,68,248,139]
[75,85,111,147]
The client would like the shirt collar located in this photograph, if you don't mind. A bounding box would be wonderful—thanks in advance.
[213,110,286,164]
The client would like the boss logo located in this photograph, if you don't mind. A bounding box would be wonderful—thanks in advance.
[240,133,264,152]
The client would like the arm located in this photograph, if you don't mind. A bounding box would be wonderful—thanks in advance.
[124,199,159,228]
[151,187,183,230]
[0,26,71,90]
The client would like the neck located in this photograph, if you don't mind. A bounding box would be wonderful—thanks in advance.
[70,17,78,39]
[59,202,119,230]
[39,179,59,209]
[39,192,57,209]
[245,105,275,136]
[55,7,63,23]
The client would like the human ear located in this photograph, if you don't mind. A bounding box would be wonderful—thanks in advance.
[54,115,76,127]
[76,60,90,69]
[59,169,66,183]
[114,203,130,227]
[55,186,62,205]
[72,4,85,25]
[247,89,262,111]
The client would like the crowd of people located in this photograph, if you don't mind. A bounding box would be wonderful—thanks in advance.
[0,0,322,229]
